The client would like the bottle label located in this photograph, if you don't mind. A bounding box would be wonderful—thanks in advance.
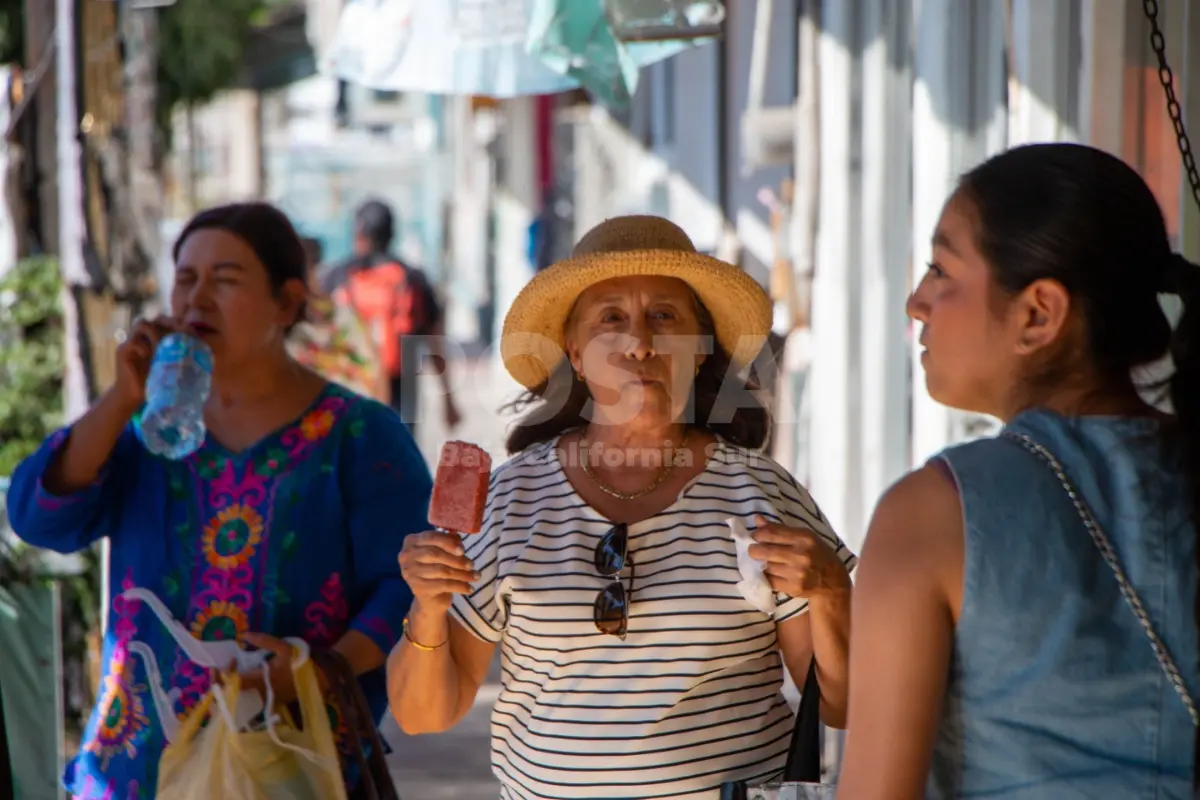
[139,333,214,460]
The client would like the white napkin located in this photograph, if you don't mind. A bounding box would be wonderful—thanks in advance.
[728,517,776,615]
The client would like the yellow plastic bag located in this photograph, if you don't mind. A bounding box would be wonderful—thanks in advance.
[156,639,348,800]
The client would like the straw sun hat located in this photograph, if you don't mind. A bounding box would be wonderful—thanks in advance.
[500,215,773,390]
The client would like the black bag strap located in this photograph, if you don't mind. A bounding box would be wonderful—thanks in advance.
[782,658,822,783]
[719,658,823,800]
[311,650,401,800]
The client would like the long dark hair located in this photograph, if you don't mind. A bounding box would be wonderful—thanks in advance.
[958,142,1200,767]
[504,295,771,454]
[173,202,309,327]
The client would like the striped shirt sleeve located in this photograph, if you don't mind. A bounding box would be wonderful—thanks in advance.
[772,470,859,623]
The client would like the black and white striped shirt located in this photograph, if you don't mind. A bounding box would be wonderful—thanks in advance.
[450,436,857,800]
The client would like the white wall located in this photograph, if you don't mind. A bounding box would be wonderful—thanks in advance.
[167,89,262,216]
[571,106,726,254]
[907,0,1009,470]
[491,98,538,357]
[445,97,496,346]
[804,0,1093,551]
[0,66,18,279]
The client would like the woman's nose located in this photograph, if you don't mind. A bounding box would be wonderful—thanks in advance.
[624,319,655,361]
[184,279,216,309]
[905,290,927,323]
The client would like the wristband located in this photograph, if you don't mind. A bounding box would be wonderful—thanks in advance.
[402,616,448,651]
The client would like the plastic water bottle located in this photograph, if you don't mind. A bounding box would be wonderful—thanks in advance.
[136,333,213,459]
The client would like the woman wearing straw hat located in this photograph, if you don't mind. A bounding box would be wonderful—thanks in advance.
[388,215,857,798]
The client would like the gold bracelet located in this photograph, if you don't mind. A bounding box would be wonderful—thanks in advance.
[402,616,448,652]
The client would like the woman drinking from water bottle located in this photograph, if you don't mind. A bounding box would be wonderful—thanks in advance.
[7,202,430,798]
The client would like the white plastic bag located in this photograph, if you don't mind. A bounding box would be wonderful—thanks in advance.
[155,641,348,800]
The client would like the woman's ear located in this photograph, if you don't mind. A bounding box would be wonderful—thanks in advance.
[563,311,584,374]
[1012,277,1071,356]
[564,338,583,376]
[277,278,309,328]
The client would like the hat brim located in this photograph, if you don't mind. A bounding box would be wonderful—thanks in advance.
[500,249,773,389]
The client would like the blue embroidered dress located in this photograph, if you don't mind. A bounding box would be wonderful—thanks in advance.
[7,383,430,799]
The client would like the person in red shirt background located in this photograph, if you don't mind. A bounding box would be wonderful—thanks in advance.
[320,200,461,440]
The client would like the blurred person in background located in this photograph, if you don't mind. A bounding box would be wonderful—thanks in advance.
[321,199,461,439]
[7,202,432,798]
[838,143,1200,799]
[288,235,389,401]
[387,215,857,798]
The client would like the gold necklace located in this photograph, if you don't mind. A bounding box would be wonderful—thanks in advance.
[579,430,690,500]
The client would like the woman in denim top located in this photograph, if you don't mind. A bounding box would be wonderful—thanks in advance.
[838,143,1200,799]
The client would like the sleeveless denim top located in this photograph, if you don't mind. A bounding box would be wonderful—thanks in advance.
[928,408,1199,799]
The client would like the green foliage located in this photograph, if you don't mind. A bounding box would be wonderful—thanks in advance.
[0,257,100,740]
[0,536,38,584]
[0,256,64,478]
[155,0,269,143]
[0,0,298,150]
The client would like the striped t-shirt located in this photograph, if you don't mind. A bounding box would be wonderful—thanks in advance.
[449,435,858,800]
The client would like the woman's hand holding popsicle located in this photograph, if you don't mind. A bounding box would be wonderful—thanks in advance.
[389,443,498,733]
[398,531,481,615]
[400,441,492,617]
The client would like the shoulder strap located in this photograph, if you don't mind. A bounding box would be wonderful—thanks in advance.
[782,658,823,782]
[311,649,401,800]
[1002,430,1199,727]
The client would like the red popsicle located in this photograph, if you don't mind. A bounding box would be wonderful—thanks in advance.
[428,441,492,534]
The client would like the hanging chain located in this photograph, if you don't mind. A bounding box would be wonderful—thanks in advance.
[1144,0,1200,213]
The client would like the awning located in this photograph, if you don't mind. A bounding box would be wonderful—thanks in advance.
[320,0,724,107]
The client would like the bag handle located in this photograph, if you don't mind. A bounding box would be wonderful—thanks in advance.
[782,657,823,782]
[1002,431,1199,726]
[718,658,822,800]
[310,649,401,800]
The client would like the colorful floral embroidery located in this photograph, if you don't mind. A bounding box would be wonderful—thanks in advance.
[202,504,263,569]
[76,774,141,800]
[280,397,347,460]
[206,460,270,510]
[254,447,290,479]
[83,571,150,770]
[194,453,229,481]
[183,390,350,655]
[87,667,150,768]
[300,408,336,441]
[189,599,249,641]
[170,656,211,721]
[304,572,349,647]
